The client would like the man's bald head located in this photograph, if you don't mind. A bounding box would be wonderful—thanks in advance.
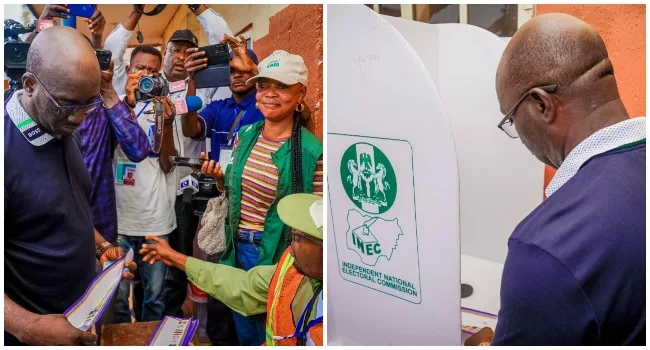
[22,26,101,137]
[497,13,615,101]
[494,13,627,169]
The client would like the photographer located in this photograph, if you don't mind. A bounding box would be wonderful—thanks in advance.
[30,4,106,47]
[4,26,135,346]
[112,45,178,325]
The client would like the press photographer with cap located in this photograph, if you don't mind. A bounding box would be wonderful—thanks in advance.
[104,4,236,320]
[4,26,135,346]
[140,194,324,346]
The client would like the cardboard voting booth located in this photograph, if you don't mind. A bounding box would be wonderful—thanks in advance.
[328,4,544,345]
[327,4,461,346]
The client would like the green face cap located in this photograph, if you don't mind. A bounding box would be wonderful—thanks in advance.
[277,194,323,240]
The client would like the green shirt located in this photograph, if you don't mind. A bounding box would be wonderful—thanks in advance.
[185,257,321,325]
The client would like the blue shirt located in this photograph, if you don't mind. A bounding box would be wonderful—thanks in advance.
[4,91,96,345]
[493,142,646,346]
[195,91,264,161]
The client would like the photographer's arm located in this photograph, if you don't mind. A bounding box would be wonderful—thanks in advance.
[191,5,233,46]
[104,7,142,90]
[86,9,106,49]
[158,98,178,174]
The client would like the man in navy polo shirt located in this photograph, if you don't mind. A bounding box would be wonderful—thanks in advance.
[467,13,645,346]
[4,27,134,345]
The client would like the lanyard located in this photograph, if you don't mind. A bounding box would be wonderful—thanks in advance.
[272,288,324,342]
[135,101,151,119]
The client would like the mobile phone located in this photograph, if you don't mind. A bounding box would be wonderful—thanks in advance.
[95,49,112,71]
[170,156,207,167]
[65,4,97,19]
[197,44,230,66]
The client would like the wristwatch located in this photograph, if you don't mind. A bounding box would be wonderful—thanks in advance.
[187,4,201,13]
[96,241,113,259]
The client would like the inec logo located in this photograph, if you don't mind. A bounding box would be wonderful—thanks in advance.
[340,142,397,214]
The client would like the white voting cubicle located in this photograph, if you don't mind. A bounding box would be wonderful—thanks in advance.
[327,4,461,346]
[327,4,544,346]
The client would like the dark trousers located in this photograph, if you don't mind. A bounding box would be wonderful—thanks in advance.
[164,196,200,317]
[206,253,239,346]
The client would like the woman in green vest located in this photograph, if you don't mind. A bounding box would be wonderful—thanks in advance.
[198,49,323,345]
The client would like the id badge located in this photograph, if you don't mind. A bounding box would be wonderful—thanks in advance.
[115,159,137,186]
[214,131,235,167]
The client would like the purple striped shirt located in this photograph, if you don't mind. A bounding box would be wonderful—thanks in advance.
[76,101,150,241]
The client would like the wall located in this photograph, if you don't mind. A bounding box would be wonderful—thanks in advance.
[161,4,323,140]
[254,4,324,140]
[535,4,646,192]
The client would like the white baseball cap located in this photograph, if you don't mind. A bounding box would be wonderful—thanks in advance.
[246,50,308,87]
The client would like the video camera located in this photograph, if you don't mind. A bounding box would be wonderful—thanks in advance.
[4,19,35,91]
[194,43,231,89]
[136,75,169,102]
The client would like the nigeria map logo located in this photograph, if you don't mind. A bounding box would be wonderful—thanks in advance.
[340,142,397,214]
[346,209,404,266]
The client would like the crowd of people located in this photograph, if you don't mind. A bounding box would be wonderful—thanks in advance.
[4,4,323,346]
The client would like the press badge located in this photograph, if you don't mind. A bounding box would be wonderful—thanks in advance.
[115,159,137,186]
[214,131,235,167]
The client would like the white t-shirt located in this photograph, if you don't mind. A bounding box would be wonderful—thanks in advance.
[114,98,177,236]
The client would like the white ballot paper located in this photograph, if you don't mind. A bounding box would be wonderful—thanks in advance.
[64,248,134,331]
[148,316,200,346]
[461,307,498,335]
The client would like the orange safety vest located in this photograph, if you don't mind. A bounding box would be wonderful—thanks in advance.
[264,248,323,346]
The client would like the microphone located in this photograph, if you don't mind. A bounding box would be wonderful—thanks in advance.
[173,96,203,114]
[178,174,200,204]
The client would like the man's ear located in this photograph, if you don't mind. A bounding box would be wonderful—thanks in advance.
[21,73,35,94]
[125,65,131,74]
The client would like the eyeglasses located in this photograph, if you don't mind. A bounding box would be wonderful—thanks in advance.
[291,229,323,247]
[497,84,557,139]
[28,73,103,114]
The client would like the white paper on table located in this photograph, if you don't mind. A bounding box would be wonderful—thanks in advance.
[64,248,134,331]
[148,316,200,346]
[461,308,498,335]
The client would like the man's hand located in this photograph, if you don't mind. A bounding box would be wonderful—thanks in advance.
[124,71,145,108]
[184,48,208,78]
[221,34,258,74]
[40,4,69,20]
[19,314,97,346]
[198,152,225,190]
[99,246,137,280]
[85,8,106,36]
[154,97,176,127]
[140,236,184,268]
[100,60,120,108]
[465,327,494,346]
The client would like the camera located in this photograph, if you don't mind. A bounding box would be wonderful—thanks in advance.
[95,49,112,71]
[136,75,169,102]
[194,43,231,89]
[192,174,221,216]
[4,19,35,92]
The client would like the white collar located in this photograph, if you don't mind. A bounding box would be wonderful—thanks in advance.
[546,117,646,197]
[6,90,54,146]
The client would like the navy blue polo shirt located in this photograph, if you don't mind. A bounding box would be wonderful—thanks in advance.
[4,91,96,345]
[493,143,646,345]
[195,91,264,161]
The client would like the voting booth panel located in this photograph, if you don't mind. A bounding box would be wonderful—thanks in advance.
[327,4,461,346]
[384,17,544,265]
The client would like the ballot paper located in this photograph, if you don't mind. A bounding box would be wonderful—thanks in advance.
[64,249,134,331]
[148,316,200,346]
[461,307,498,335]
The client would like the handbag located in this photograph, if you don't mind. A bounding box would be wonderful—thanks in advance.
[197,194,228,256]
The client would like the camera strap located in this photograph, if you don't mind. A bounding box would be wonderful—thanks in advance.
[152,100,165,154]
[227,109,245,144]
[133,5,167,16]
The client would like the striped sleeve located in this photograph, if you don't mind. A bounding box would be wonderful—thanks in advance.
[313,155,323,196]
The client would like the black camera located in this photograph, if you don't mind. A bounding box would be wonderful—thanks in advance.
[194,43,231,89]
[192,174,221,216]
[4,19,35,90]
[135,75,169,102]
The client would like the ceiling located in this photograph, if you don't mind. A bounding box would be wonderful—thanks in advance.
[30,4,179,46]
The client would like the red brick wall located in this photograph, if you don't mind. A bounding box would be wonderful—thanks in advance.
[253,4,324,141]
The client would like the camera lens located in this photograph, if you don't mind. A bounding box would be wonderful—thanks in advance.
[11,47,24,60]
[139,76,154,94]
